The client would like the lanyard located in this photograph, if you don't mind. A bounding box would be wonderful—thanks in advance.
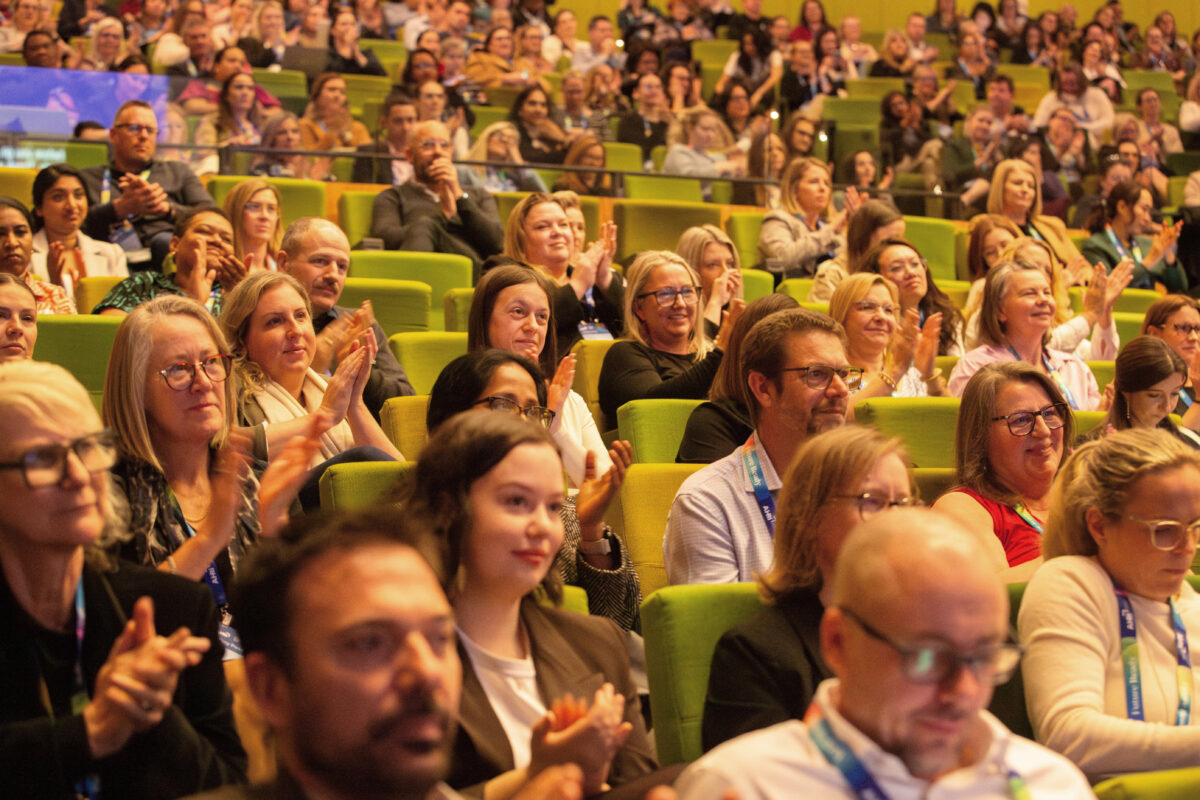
[1010,503,1044,534]
[1181,391,1194,409]
[741,435,776,537]
[1007,345,1080,411]
[100,166,152,207]
[1114,586,1193,725]
[169,489,229,607]
[1105,225,1144,267]
[805,704,1031,800]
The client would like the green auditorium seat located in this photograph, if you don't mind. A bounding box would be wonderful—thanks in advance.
[903,216,958,283]
[617,398,703,463]
[623,174,703,203]
[380,394,431,459]
[337,190,379,250]
[612,199,721,262]
[350,251,473,331]
[854,396,960,469]
[35,315,123,411]
[338,278,430,335]
[387,331,468,395]
[725,211,763,270]
[444,287,474,332]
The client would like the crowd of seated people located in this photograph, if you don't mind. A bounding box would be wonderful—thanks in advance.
[7,1,1200,798]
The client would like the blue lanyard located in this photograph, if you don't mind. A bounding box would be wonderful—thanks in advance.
[1007,345,1081,410]
[741,435,776,537]
[805,704,1031,799]
[1010,503,1044,534]
[1181,391,1194,409]
[100,166,152,207]
[1105,225,1144,267]
[1115,586,1193,725]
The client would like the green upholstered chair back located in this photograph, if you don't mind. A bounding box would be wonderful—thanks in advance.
[938,278,971,310]
[1114,312,1146,348]
[74,276,124,315]
[387,331,468,395]
[351,251,473,331]
[34,315,122,411]
[853,396,961,469]
[903,216,958,284]
[0,166,35,206]
[623,174,703,203]
[1073,410,1107,436]
[642,583,766,765]
[989,582,1033,739]
[617,398,704,463]
[912,467,956,504]
[603,141,643,173]
[569,338,616,429]
[318,460,412,510]
[380,394,432,459]
[612,200,721,262]
[339,278,430,335]
[444,287,474,332]
[725,211,763,271]
[1067,287,1160,316]
[469,106,510,139]
[778,277,815,302]
[611,463,704,598]
[1094,767,1200,799]
[205,176,325,229]
[741,269,774,302]
[1087,361,1116,392]
[338,191,379,249]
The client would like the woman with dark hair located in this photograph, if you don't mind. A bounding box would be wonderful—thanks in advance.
[325,7,387,76]
[299,72,372,152]
[509,84,572,164]
[466,26,548,91]
[551,135,613,196]
[927,0,962,36]
[1081,178,1186,292]
[1010,18,1057,66]
[859,238,963,356]
[934,360,1074,579]
[405,409,655,794]
[780,111,818,162]
[29,164,127,305]
[715,29,782,107]
[878,90,941,179]
[0,196,73,314]
[251,112,328,180]
[790,0,828,42]
[807,199,905,303]
[676,294,800,464]
[732,129,784,208]
[193,71,268,166]
[424,350,640,630]
[838,149,895,200]
[715,80,766,149]
[400,46,441,88]
[1094,336,1200,447]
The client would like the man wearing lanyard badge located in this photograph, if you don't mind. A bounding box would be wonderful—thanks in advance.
[676,509,1094,800]
[663,309,853,584]
[80,100,216,273]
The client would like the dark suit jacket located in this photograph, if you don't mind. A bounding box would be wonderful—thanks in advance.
[80,159,215,244]
[314,305,415,419]
[616,112,668,162]
[701,588,831,752]
[370,181,504,270]
[350,140,406,186]
[0,560,246,798]
[450,598,657,793]
[1080,229,1189,292]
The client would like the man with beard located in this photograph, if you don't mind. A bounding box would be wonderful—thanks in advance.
[369,119,503,276]
[675,509,1094,799]
[189,508,587,800]
[663,309,854,584]
[278,217,414,419]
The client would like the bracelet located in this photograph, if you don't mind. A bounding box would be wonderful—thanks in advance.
[579,536,612,556]
[166,554,178,575]
[922,368,943,383]
[878,372,897,390]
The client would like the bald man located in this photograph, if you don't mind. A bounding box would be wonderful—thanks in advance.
[676,509,1093,799]
[369,119,503,275]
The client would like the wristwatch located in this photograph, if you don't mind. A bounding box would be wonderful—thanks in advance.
[579,536,612,555]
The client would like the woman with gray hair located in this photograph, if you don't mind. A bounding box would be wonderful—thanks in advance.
[948,260,1101,409]
[934,361,1075,580]
[1020,428,1200,780]
[0,359,246,794]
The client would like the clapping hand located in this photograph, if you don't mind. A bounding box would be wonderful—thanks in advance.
[530,683,633,796]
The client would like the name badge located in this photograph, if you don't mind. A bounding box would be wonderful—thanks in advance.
[109,225,143,252]
[578,321,612,340]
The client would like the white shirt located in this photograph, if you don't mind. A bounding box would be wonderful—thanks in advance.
[30,229,129,305]
[552,390,612,490]
[1019,555,1200,781]
[663,431,779,584]
[675,680,1094,800]
[457,626,545,770]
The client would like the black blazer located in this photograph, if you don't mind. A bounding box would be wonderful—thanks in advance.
[701,588,832,752]
[0,560,247,798]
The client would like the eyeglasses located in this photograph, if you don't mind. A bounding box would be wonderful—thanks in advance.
[416,138,452,150]
[637,286,699,308]
[838,606,1023,686]
[115,123,157,137]
[991,402,1068,436]
[778,364,865,391]
[475,396,556,427]
[243,201,279,216]
[833,491,921,519]
[0,430,117,488]
[158,354,233,391]
[1171,323,1200,337]
[883,257,925,277]
[853,300,898,317]
[1121,514,1200,552]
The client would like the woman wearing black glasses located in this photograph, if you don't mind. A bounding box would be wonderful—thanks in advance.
[598,250,741,432]
[1021,428,1200,780]
[1142,295,1200,420]
[934,361,1075,582]
[0,359,246,795]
